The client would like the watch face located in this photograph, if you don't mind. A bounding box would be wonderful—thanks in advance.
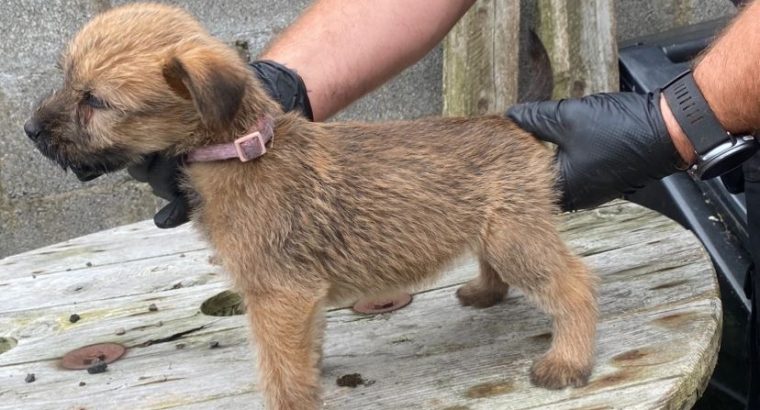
[696,138,759,180]
[699,160,744,180]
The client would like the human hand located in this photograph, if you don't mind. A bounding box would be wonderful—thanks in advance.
[507,92,686,211]
[127,154,190,228]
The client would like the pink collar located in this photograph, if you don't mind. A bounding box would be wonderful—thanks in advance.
[186,116,275,163]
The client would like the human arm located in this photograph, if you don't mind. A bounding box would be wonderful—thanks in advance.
[509,1,760,211]
[260,0,476,121]
[693,0,760,135]
[131,0,476,227]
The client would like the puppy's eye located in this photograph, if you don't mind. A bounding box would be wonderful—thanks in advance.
[83,91,107,109]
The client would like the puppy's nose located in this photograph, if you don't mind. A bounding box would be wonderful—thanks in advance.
[24,119,43,141]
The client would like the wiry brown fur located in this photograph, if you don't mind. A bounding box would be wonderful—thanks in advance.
[28,4,599,409]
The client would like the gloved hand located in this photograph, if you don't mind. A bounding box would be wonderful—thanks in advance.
[127,153,190,229]
[507,91,686,211]
[126,60,313,228]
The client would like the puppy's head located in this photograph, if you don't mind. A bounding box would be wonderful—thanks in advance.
[25,3,260,179]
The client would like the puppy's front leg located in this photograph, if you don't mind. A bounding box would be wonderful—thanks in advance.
[246,288,326,410]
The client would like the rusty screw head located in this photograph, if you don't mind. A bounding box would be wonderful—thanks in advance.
[61,343,126,370]
[352,292,412,315]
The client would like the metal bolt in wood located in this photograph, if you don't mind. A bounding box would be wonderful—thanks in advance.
[61,343,126,370]
[353,292,412,314]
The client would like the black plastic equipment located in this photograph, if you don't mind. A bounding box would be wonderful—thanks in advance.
[619,17,751,408]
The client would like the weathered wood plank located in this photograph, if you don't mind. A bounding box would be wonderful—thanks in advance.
[536,0,619,97]
[0,220,204,280]
[0,227,711,367]
[0,202,721,409]
[0,202,681,315]
[442,0,521,116]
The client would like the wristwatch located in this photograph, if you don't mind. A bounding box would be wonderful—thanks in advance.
[662,70,759,180]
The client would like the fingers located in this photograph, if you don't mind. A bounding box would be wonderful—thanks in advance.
[154,196,191,229]
[148,156,184,200]
[127,154,157,182]
[127,154,182,201]
[506,100,566,145]
[128,154,190,228]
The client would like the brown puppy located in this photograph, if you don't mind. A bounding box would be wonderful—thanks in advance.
[26,3,597,409]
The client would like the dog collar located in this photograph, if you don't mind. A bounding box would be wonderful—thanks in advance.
[186,115,274,163]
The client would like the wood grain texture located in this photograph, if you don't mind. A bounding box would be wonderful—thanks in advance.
[536,0,619,97]
[442,0,521,116]
[0,201,721,409]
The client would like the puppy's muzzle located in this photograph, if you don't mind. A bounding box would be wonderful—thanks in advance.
[24,117,102,181]
[23,119,43,142]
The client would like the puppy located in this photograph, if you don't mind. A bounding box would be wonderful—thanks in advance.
[25,3,597,409]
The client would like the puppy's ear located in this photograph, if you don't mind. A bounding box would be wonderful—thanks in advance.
[162,46,247,131]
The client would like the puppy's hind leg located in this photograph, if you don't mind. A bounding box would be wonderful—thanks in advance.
[483,218,597,389]
[456,257,510,308]
[245,286,327,410]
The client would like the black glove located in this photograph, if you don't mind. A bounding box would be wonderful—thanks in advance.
[250,60,314,120]
[125,60,313,228]
[127,153,191,229]
[507,91,685,211]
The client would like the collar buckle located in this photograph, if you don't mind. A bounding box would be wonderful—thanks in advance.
[234,131,266,162]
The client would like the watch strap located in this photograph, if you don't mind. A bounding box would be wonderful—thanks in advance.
[662,70,730,154]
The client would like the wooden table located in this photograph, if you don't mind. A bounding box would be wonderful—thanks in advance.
[0,201,721,409]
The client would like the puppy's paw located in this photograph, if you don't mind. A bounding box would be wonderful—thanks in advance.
[529,353,591,389]
[455,280,507,308]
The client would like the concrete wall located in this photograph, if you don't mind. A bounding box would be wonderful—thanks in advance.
[615,0,735,41]
[0,0,736,257]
